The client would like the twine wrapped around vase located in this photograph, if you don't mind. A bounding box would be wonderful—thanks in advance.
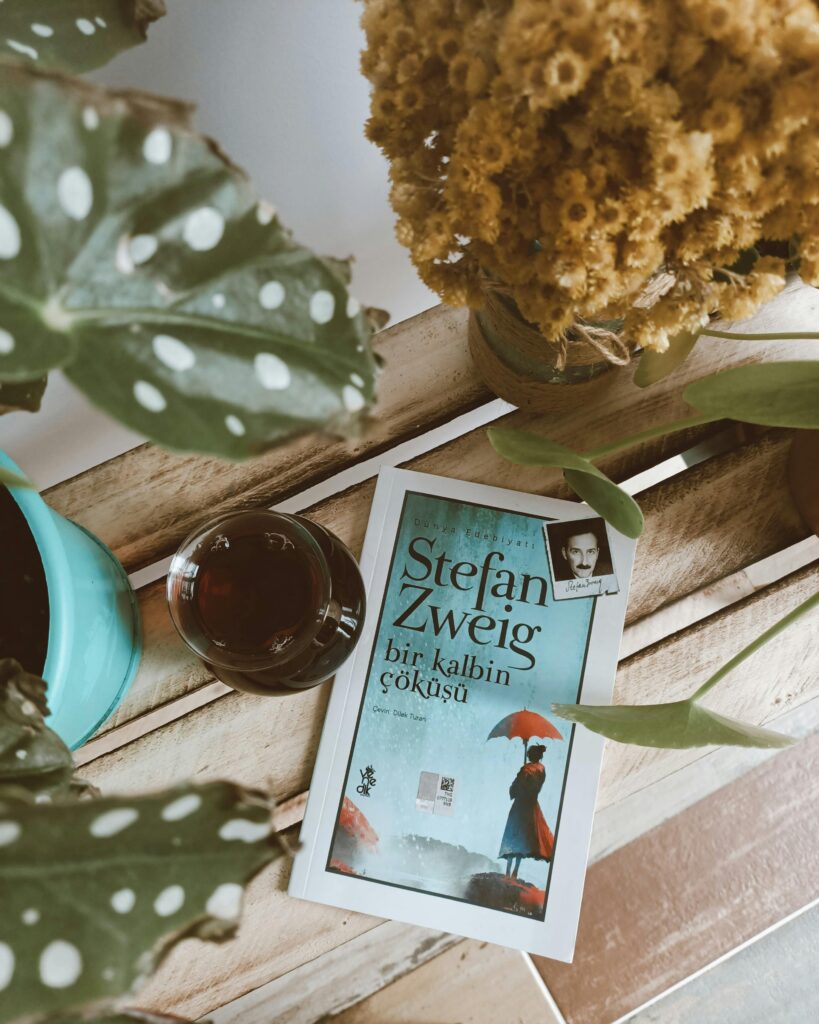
[468,280,639,408]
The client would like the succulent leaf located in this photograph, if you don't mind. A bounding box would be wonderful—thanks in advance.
[633,328,700,388]
[551,699,793,749]
[0,780,285,1023]
[684,361,819,428]
[0,63,378,458]
[0,1,166,74]
[487,427,644,538]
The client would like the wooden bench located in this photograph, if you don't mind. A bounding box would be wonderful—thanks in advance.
[50,294,819,1024]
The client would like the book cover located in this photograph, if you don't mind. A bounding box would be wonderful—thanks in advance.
[289,467,637,961]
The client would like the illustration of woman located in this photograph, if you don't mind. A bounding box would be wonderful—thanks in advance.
[499,744,555,878]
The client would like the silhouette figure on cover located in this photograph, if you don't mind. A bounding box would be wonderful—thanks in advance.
[499,744,555,878]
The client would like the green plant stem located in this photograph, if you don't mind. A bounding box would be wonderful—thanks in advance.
[699,329,819,340]
[691,590,819,702]
[582,411,720,462]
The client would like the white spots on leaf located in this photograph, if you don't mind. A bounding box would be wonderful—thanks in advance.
[57,166,93,221]
[111,888,136,914]
[153,334,195,372]
[161,793,202,821]
[211,292,226,310]
[346,296,361,318]
[0,110,13,148]
[143,127,172,165]
[254,352,290,391]
[31,23,54,38]
[89,807,138,837]
[134,380,167,413]
[0,943,13,992]
[22,908,40,925]
[206,883,243,920]
[309,290,335,325]
[256,202,276,225]
[0,820,20,846]
[102,967,115,981]
[76,18,96,35]
[0,204,21,259]
[154,884,185,917]
[21,699,38,716]
[342,385,365,413]
[259,280,285,310]
[39,940,82,988]
[225,414,245,437]
[350,372,364,388]
[35,793,51,804]
[7,40,38,60]
[219,818,269,843]
[95,16,107,28]
[82,106,99,131]
[0,328,14,355]
[183,207,225,251]
[15,748,26,760]
[130,234,158,265]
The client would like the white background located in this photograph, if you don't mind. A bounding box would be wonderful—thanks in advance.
[0,0,435,488]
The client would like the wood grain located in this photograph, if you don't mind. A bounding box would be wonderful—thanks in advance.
[207,920,462,1024]
[533,728,819,1024]
[84,427,807,747]
[329,940,556,1024]
[44,307,817,575]
[626,902,819,1023]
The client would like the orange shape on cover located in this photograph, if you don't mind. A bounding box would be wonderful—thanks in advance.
[487,709,563,743]
[339,796,379,849]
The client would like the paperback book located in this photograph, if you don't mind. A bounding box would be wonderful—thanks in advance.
[289,467,637,961]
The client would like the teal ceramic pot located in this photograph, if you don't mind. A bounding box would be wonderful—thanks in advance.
[0,452,141,749]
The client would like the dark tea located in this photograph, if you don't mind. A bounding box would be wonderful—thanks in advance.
[0,484,49,674]
[167,510,365,694]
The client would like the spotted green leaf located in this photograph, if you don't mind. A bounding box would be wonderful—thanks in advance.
[634,328,700,388]
[487,427,644,538]
[551,699,793,749]
[0,1,166,74]
[0,63,378,458]
[684,361,819,428]
[0,781,285,1023]
[0,375,47,413]
[0,660,94,802]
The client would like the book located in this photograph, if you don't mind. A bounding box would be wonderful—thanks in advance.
[289,467,637,962]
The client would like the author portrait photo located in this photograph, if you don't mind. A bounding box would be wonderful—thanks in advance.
[545,518,614,584]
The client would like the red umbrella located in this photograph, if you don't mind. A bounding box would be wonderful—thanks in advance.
[487,709,563,764]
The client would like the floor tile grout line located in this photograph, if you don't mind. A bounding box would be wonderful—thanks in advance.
[522,951,569,1024]
[607,894,819,1024]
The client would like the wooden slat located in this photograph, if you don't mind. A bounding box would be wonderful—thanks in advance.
[44,306,486,573]
[626,903,819,1023]
[79,569,818,1019]
[533,728,819,1024]
[87,427,807,743]
[45,309,817,575]
[207,920,461,1024]
[598,560,819,811]
[326,940,555,1024]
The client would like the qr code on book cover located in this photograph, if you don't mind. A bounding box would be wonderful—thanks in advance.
[416,771,455,816]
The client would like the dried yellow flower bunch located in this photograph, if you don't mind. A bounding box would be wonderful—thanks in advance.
[361,0,819,351]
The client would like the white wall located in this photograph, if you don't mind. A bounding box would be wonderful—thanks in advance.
[0,0,434,488]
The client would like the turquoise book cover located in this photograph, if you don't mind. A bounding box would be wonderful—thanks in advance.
[325,488,602,921]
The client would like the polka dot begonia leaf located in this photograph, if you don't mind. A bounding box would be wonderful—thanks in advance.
[0,778,284,1022]
[0,0,166,74]
[0,63,379,458]
[0,660,96,801]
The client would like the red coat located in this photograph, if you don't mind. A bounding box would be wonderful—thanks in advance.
[498,762,555,861]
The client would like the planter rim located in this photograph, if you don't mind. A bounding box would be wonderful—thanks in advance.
[0,450,73,709]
